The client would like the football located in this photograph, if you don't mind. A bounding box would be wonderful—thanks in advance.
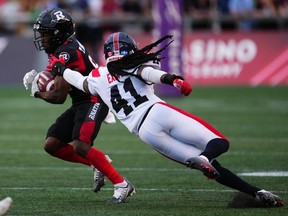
[37,71,56,92]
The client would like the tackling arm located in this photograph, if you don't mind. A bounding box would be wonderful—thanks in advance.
[62,68,90,94]
[49,55,91,94]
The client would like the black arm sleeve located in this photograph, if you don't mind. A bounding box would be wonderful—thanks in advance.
[161,74,184,85]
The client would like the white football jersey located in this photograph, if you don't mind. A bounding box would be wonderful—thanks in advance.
[87,66,164,135]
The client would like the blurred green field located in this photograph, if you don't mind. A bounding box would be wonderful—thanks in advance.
[0,85,287,216]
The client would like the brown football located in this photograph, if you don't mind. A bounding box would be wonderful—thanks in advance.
[37,71,55,92]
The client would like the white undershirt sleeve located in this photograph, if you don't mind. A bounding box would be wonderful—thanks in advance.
[139,66,167,84]
[63,68,87,92]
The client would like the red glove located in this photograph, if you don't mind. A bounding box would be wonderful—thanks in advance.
[48,55,65,66]
[48,55,66,76]
[173,79,192,96]
[46,55,58,72]
[45,63,52,72]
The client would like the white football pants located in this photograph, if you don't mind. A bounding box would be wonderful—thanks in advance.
[139,102,226,165]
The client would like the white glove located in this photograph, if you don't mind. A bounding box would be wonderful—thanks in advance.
[30,74,40,97]
[23,69,38,90]
[103,111,116,124]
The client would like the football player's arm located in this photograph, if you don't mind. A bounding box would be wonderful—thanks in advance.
[62,68,91,95]
[33,68,73,104]
[32,52,77,104]
[48,55,92,94]
[138,66,192,96]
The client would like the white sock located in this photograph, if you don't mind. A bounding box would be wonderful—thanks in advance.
[114,180,127,188]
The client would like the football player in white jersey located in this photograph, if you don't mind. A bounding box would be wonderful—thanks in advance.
[49,32,284,207]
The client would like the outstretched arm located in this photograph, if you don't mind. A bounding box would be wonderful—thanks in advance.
[63,68,90,93]
[138,66,192,96]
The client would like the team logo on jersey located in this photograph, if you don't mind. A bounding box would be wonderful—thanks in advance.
[59,52,70,62]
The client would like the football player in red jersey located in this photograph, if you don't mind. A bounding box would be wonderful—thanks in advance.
[23,9,134,203]
[49,32,284,207]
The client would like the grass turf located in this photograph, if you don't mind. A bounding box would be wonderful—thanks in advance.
[0,85,287,215]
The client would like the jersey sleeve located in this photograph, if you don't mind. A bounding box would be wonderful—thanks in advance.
[86,69,100,96]
[123,60,162,84]
[140,60,161,70]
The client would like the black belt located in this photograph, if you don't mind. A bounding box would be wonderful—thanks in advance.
[138,105,154,131]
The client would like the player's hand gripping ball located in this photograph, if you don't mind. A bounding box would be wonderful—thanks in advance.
[37,71,56,92]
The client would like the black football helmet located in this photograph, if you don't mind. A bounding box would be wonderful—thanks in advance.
[104,32,137,63]
[33,8,75,54]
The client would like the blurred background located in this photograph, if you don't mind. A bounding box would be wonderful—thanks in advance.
[0,0,288,92]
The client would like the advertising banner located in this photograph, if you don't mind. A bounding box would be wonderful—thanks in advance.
[134,31,288,86]
[183,31,288,86]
